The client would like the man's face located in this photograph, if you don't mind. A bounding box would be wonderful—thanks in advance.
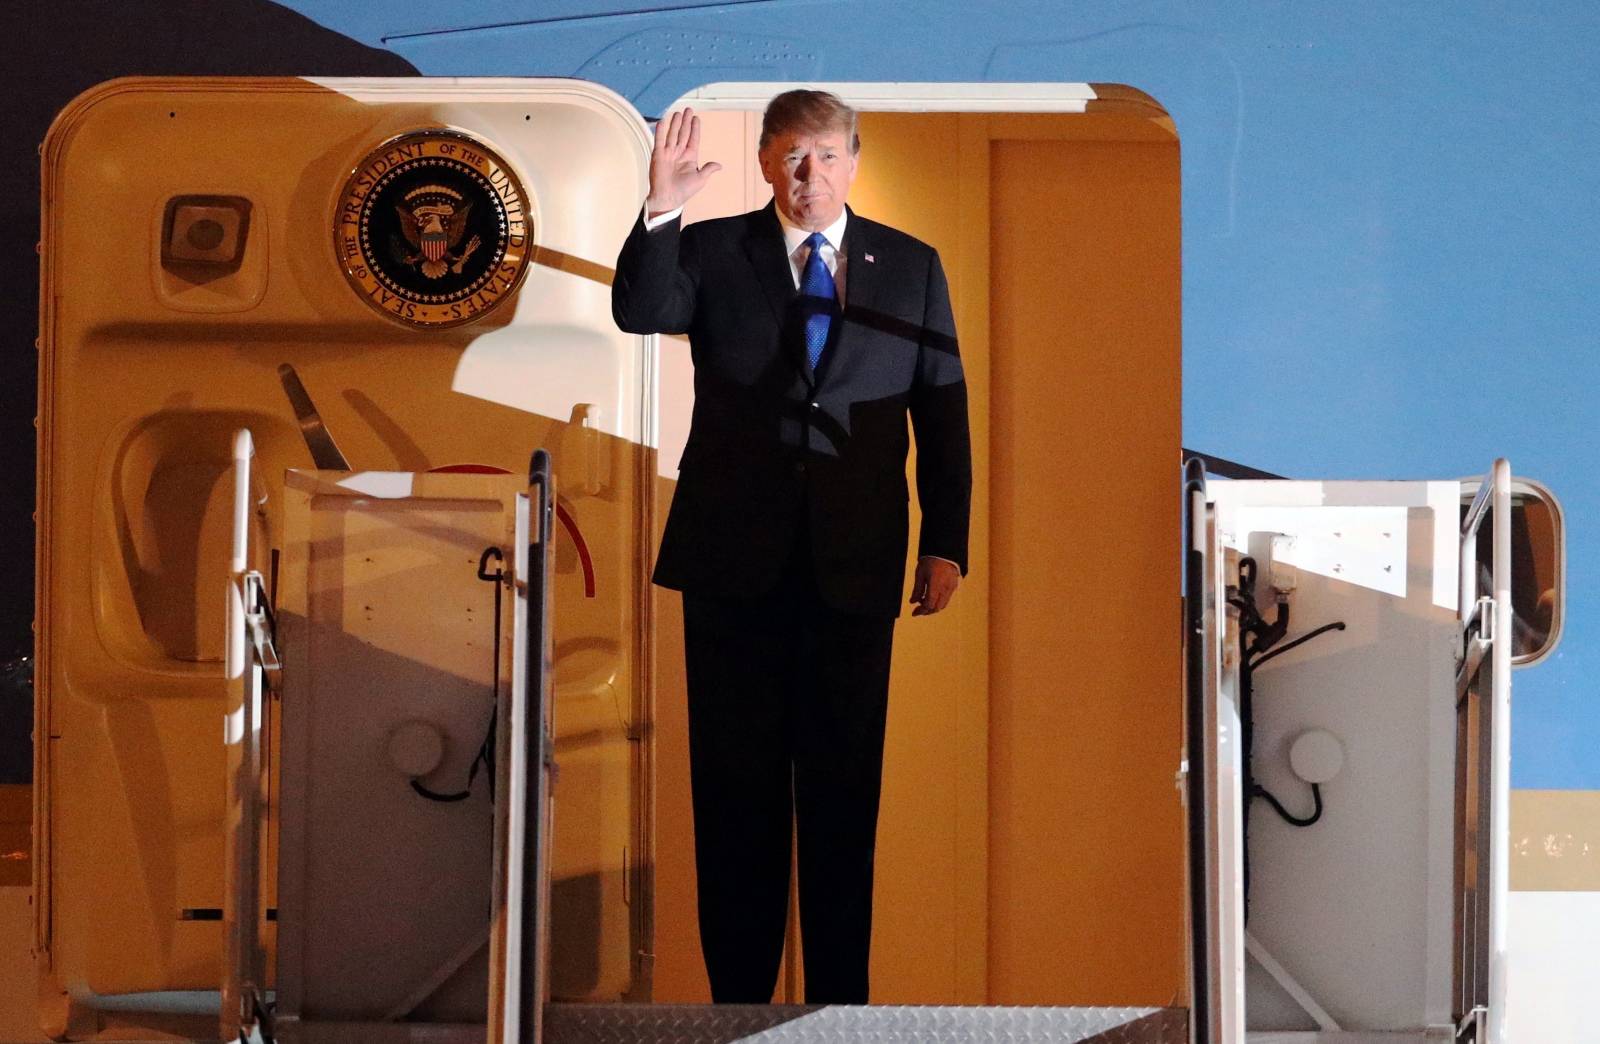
[758,126,858,231]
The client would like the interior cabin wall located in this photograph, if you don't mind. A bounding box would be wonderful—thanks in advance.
[649,107,1181,1006]
[987,131,1183,1004]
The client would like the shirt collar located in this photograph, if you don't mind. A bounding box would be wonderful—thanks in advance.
[776,205,849,258]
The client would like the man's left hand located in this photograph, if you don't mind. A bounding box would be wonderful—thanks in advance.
[910,557,961,616]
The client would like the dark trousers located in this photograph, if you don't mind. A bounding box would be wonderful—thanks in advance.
[681,538,896,1005]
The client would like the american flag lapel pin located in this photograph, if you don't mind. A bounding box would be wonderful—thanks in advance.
[864,252,875,263]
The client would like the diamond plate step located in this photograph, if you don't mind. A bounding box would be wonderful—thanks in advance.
[544,1003,1188,1043]
[33,1002,1187,1042]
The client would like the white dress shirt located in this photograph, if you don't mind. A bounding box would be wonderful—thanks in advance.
[775,207,847,304]
[645,203,846,302]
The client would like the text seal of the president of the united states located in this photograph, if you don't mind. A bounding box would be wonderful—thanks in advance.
[336,130,532,328]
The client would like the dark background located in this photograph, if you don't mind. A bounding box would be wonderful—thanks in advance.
[0,1,417,783]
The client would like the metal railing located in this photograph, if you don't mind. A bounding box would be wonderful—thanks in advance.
[489,449,557,1044]
[1453,459,1511,1044]
[223,429,274,1043]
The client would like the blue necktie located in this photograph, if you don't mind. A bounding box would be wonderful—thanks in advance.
[799,232,836,371]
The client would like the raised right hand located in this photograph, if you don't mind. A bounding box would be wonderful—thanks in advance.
[645,107,722,217]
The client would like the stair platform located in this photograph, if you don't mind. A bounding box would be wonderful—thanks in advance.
[544,1003,1187,1043]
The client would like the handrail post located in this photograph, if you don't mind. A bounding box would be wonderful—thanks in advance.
[1453,459,1512,1044]
[1486,459,1511,1044]
[489,449,556,1044]
[223,429,262,1042]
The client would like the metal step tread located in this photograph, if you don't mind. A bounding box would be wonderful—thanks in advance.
[544,1003,1187,1043]
[44,1003,1185,1043]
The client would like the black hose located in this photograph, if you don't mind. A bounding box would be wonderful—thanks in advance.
[410,779,472,803]
[1253,621,1347,669]
[409,547,504,804]
[1233,555,1345,919]
[1255,781,1324,827]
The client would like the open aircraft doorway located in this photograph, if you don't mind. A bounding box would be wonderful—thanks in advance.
[646,81,1185,1011]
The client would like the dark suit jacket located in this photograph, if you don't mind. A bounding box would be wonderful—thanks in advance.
[612,201,971,617]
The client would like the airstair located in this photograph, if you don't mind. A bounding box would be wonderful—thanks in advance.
[216,437,1186,1044]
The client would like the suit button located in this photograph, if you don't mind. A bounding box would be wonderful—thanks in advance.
[794,461,807,474]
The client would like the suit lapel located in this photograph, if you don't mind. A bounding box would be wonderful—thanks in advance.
[742,202,796,328]
[742,202,815,384]
[829,209,881,380]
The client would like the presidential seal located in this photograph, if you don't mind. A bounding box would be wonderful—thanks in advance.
[336,130,532,328]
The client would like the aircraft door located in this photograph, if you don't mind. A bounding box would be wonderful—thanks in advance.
[36,77,658,1032]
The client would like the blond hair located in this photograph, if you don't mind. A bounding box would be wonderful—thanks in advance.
[759,89,860,154]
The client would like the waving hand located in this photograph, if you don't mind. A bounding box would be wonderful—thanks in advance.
[645,107,723,218]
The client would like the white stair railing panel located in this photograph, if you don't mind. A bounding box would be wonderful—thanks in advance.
[223,429,270,1043]
[1454,459,1512,1044]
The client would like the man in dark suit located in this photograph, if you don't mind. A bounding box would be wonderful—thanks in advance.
[612,90,971,1005]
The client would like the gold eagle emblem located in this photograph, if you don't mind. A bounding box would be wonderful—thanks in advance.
[393,184,481,278]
